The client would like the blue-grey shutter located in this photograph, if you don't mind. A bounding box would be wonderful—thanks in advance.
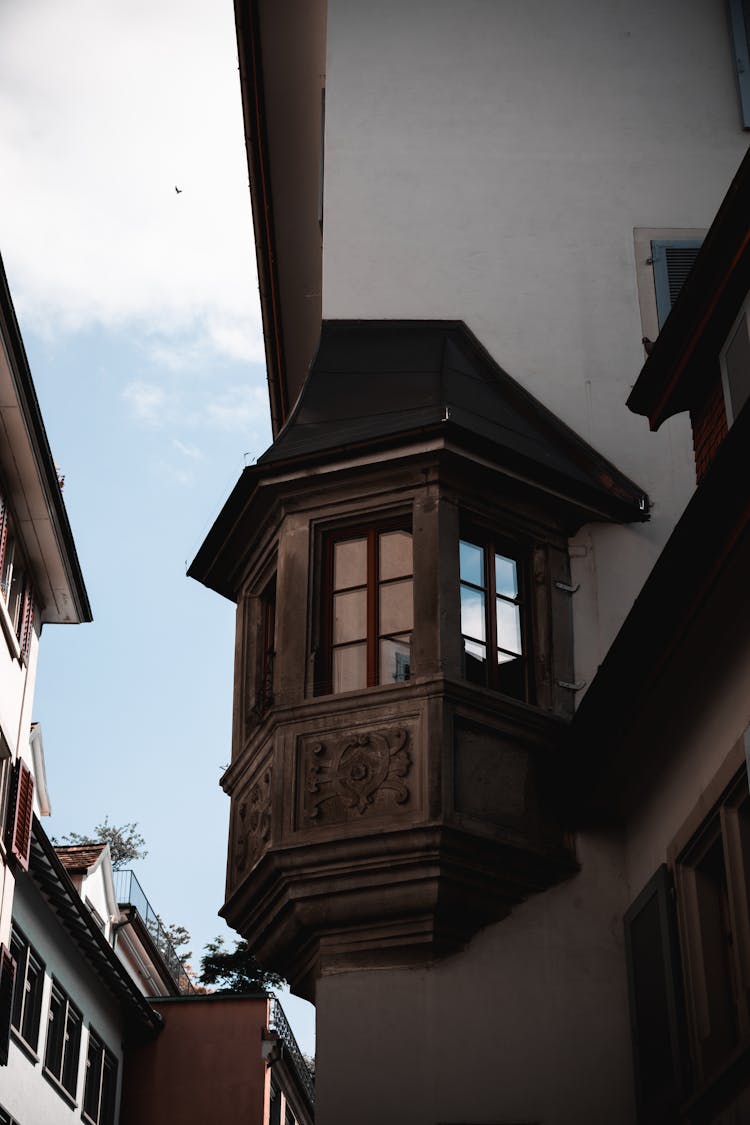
[624,864,689,1124]
[651,240,703,329]
[728,0,750,129]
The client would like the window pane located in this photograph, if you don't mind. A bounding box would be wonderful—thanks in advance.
[333,538,367,590]
[496,651,525,698]
[464,639,487,684]
[379,531,412,581]
[45,989,65,1078]
[101,1052,118,1125]
[333,589,367,644]
[23,954,44,1047]
[62,1008,82,1094]
[380,634,411,684]
[459,540,484,586]
[495,553,518,599]
[461,584,485,641]
[496,598,522,654]
[380,579,413,636]
[84,1035,103,1120]
[333,643,367,693]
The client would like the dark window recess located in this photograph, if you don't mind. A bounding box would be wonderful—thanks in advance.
[83,1030,117,1125]
[624,864,688,1124]
[269,1083,282,1125]
[650,240,703,329]
[0,1105,19,1125]
[44,981,82,1099]
[0,946,15,1067]
[5,760,34,871]
[10,927,44,1053]
[728,0,750,129]
[459,536,528,701]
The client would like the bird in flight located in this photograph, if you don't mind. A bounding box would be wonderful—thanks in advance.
[175,186,182,194]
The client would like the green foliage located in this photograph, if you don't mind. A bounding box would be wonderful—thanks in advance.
[199,936,284,994]
[54,817,148,870]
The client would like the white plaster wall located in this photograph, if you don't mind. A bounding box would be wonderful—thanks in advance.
[322,0,748,674]
[0,624,39,947]
[3,873,124,1125]
[80,861,115,939]
[316,832,634,1125]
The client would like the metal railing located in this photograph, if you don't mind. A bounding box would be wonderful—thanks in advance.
[269,997,315,1106]
[113,869,194,995]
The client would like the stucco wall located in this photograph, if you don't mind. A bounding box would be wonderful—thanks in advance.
[121,995,269,1125]
[316,830,633,1125]
[3,872,125,1125]
[321,0,748,680]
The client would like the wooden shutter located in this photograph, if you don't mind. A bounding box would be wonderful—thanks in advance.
[729,0,750,129]
[5,760,34,871]
[651,240,703,329]
[0,945,15,1066]
[0,500,7,578]
[18,582,34,663]
[624,864,688,1124]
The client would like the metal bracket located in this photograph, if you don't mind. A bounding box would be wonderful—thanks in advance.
[554,581,580,594]
[557,679,586,692]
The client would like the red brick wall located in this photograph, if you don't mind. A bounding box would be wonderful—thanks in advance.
[690,377,728,482]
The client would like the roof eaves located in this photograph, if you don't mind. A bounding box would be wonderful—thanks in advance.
[30,819,162,1037]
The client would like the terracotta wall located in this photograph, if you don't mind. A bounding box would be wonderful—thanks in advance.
[121,995,268,1125]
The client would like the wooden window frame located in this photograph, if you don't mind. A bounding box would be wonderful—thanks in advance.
[459,531,531,702]
[9,926,45,1055]
[256,577,277,716]
[672,766,750,1091]
[83,1029,117,1125]
[719,293,750,425]
[43,979,82,1101]
[5,760,34,871]
[0,946,16,1068]
[320,519,413,696]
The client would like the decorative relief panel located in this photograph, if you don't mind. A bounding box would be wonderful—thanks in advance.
[232,767,272,886]
[300,724,414,826]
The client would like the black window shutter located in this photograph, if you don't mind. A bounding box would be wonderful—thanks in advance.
[0,946,15,1066]
[624,864,689,1123]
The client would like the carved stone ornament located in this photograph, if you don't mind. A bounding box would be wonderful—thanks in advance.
[234,768,271,881]
[304,726,412,824]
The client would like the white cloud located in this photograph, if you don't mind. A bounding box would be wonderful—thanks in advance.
[0,0,264,366]
[122,381,167,425]
[172,439,204,461]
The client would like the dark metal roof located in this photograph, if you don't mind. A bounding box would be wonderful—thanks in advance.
[627,144,750,429]
[29,819,162,1038]
[263,320,648,520]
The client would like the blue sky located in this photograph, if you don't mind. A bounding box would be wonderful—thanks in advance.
[0,0,314,1053]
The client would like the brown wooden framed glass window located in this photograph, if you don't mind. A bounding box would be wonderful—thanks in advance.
[257,578,276,715]
[459,535,528,700]
[323,524,413,695]
[0,494,35,663]
[674,768,750,1088]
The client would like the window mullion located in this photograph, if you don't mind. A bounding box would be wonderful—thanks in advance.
[486,544,498,686]
[367,530,378,687]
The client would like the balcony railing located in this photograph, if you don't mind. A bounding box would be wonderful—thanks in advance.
[269,997,315,1107]
[113,868,194,995]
